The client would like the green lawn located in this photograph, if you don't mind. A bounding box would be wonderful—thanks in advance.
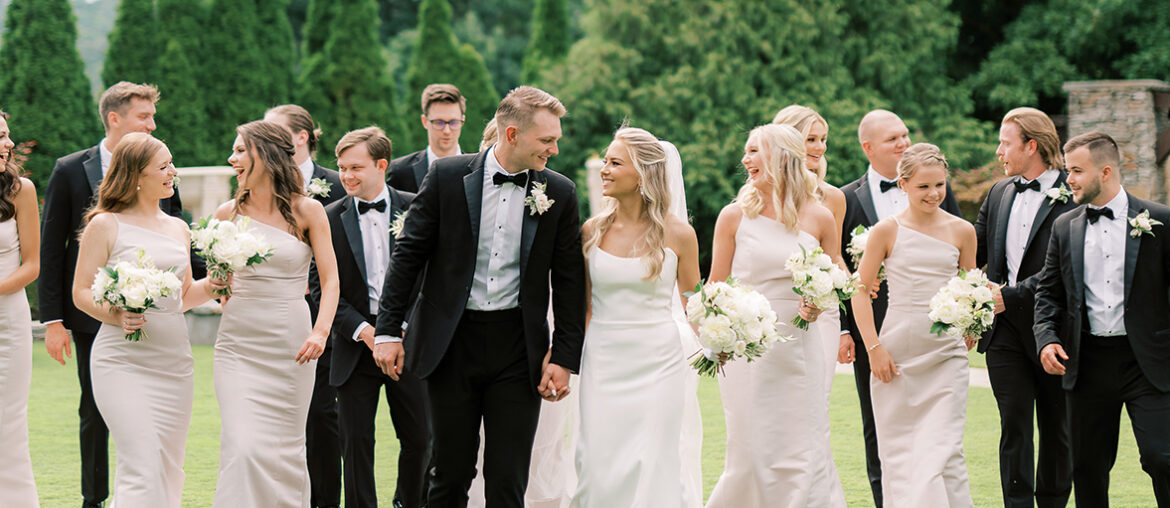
[30,345,1155,506]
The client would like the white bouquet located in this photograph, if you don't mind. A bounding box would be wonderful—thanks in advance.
[90,249,183,342]
[191,216,274,296]
[847,225,885,281]
[685,277,790,377]
[928,268,996,339]
[786,245,858,330]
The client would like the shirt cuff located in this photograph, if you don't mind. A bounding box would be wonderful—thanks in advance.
[352,322,371,342]
[42,319,64,326]
[840,330,851,336]
[374,334,403,344]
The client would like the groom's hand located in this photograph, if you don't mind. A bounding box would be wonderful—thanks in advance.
[539,357,571,402]
[374,342,405,381]
[1040,343,1068,375]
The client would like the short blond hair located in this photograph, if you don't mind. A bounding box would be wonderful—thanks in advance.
[897,143,949,181]
[495,86,566,131]
[1003,107,1063,171]
[335,126,393,163]
[99,81,159,130]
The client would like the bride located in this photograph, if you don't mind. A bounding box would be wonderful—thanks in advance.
[572,126,701,507]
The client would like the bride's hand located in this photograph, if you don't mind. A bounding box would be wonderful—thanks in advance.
[798,298,822,323]
[295,331,328,365]
[868,344,900,383]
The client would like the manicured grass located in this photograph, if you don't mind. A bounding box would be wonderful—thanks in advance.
[30,345,1155,506]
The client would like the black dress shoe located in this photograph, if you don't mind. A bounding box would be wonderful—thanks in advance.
[82,502,104,508]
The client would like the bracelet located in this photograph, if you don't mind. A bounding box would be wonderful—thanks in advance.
[866,343,881,352]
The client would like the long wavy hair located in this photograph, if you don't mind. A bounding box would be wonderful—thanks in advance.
[773,104,829,189]
[735,124,817,230]
[583,126,672,280]
[0,110,22,221]
[232,120,306,241]
[85,132,166,224]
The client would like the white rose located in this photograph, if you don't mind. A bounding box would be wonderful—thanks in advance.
[685,295,705,323]
[813,253,833,269]
[120,283,149,309]
[733,340,747,355]
[809,270,833,297]
[972,285,993,304]
[830,267,850,289]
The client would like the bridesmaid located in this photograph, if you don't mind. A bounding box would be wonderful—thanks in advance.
[849,143,976,507]
[71,133,226,508]
[0,111,40,507]
[212,120,339,508]
[705,124,842,507]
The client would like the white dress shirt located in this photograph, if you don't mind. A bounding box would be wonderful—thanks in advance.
[467,146,526,311]
[1005,169,1060,285]
[99,138,114,176]
[425,145,460,169]
[352,187,391,342]
[866,166,907,220]
[298,158,315,194]
[1084,187,1128,336]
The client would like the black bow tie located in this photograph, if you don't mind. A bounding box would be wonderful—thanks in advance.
[1086,206,1114,224]
[358,199,386,214]
[878,179,899,193]
[493,171,528,188]
[1014,178,1041,193]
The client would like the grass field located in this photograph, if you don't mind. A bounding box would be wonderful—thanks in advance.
[29,344,1156,507]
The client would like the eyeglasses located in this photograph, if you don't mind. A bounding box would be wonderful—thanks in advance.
[427,119,464,130]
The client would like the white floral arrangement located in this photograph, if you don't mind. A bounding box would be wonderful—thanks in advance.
[928,268,996,339]
[306,177,333,198]
[525,182,554,215]
[786,245,858,330]
[1044,184,1073,205]
[1129,209,1162,238]
[388,211,408,239]
[90,249,183,342]
[190,216,274,296]
[684,277,790,377]
[847,225,885,282]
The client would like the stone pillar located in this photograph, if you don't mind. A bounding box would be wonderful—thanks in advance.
[176,166,236,220]
[1064,80,1170,203]
[585,156,604,218]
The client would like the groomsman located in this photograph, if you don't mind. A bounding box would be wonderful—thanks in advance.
[974,107,1074,508]
[374,86,585,508]
[1034,131,1170,506]
[40,81,190,508]
[311,127,430,508]
[264,104,347,508]
[387,83,466,192]
[839,109,962,507]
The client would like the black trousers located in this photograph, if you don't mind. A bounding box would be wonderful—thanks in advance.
[1069,336,1170,507]
[308,345,342,508]
[852,335,883,507]
[425,309,542,508]
[337,349,431,508]
[986,329,1072,508]
[74,330,109,505]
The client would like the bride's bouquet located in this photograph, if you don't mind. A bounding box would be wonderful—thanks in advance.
[685,278,790,377]
[847,225,885,282]
[90,249,183,342]
[928,268,996,339]
[786,246,858,330]
[190,216,274,296]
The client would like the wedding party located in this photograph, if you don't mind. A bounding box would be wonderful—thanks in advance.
[3,0,1170,507]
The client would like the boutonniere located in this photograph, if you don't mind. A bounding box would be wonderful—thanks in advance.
[525,182,555,215]
[306,177,332,198]
[171,175,181,188]
[388,211,407,239]
[1044,184,1073,205]
[1129,209,1163,238]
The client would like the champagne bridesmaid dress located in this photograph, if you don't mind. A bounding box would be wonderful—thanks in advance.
[0,217,39,507]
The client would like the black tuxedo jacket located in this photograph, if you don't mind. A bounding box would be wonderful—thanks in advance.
[1033,192,1170,391]
[39,144,189,334]
[839,174,962,338]
[375,151,586,389]
[974,172,1078,356]
[313,186,415,387]
[387,149,428,193]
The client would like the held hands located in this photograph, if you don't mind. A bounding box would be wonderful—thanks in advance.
[373,340,406,381]
[44,322,73,366]
[964,335,979,351]
[538,350,571,402]
[990,283,1005,314]
[1040,343,1068,375]
[868,344,900,383]
[295,330,327,365]
[797,298,823,323]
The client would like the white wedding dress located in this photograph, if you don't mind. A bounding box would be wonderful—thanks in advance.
[572,246,687,508]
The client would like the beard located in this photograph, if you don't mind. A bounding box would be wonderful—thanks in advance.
[1073,176,1101,204]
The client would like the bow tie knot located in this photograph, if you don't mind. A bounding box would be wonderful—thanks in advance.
[1013,178,1041,193]
[493,171,528,188]
[1086,206,1114,224]
[358,199,386,214]
[878,179,899,193]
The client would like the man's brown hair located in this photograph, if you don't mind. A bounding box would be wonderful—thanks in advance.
[1003,107,1064,171]
[421,84,466,115]
[99,81,160,130]
[1063,131,1121,169]
[335,126,392,163]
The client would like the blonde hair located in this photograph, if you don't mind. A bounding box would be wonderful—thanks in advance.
[583,126,672,280]
[99,82,159,130]
[897,143,949,181]
[772,104,829,185]
[1003,107,1063,171]
[480,117,498,151]
[86,133,166,223]
[735,124,816,230]
[495,86,566,132]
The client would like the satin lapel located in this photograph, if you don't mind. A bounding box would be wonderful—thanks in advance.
[994,182,1016,271]
[1025,172,1065,249]
[340,198,368,283]
[519,171,543,277]
[1124,193,1141,304]
[412,152,428,191]
[463,165,485,246]
[855,178,878,225]
[84,148,102,194]
[1069,209,1087,306]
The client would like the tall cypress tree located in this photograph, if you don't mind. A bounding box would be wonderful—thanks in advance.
[521,0,571,85]
[0,0,102,189]
[406,0,499,154]
[203,0,269,150]
[300,0,334,57]
[255,0,296,104]
[295,0,409,165]
[155,0,215,166]
[102,0,161,87]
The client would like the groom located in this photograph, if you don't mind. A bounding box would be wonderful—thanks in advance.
[1034,131,1170,506]
[374,86,586,508]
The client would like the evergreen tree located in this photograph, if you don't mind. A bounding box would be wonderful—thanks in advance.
[295,0,408,166]
[521,0,571,84]
[255,0,296,104]
[406,0,499,154]
[300,0,334,57]
[102,0,160,87]
[203,0,269,150]
[155,0,215,166]
[0,0,102,189]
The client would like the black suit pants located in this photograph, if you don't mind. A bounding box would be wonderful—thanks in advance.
[74,330,110,504]
[337,348,431,508]
[425,310,541,508]
[851,335,883,507]
[987,329,1072,508]
[1069,336,1170,507]
[308,345,342,507]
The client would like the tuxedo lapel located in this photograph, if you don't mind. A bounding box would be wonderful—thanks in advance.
[1124,193,1142,304]
[1025,172,1066,249]
[412,152,428,191]
[519,171,543,277]
[463,155,486,246]
[84,147,102,194]
[1069,209,1087,305]
[340,198,368,283]
[855,178,879,225]
[994,182,1016,272]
